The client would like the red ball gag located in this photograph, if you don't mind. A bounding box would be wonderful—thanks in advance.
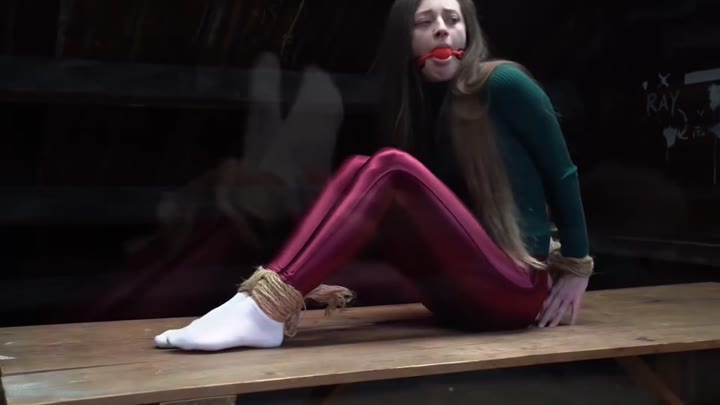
[416,48,465,69]
[431,47,454,59]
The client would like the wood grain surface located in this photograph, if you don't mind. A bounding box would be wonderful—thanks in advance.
[1,283,719,405]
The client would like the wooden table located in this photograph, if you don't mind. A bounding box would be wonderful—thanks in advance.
[1,283,719,405]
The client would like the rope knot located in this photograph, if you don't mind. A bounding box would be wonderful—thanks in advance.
[239,267,306,337]
[238,267,356,337]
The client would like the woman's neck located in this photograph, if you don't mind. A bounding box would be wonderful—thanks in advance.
[421,79,450,114]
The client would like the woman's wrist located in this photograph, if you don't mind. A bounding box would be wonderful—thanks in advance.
[547,249,594,277]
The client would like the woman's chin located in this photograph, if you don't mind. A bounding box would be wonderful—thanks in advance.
[422,68,458,82]
[420,61,460,82]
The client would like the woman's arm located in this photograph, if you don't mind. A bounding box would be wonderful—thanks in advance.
[487,64,589,259]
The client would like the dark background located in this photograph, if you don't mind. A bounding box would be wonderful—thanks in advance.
[1,0,719,326]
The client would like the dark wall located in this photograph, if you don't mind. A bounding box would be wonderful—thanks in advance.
[1,0,719,326]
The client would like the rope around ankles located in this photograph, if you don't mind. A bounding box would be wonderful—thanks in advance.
[239,267,355,337]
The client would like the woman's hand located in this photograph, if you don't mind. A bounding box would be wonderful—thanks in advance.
[536,274,589,328]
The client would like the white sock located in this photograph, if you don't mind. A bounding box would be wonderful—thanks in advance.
[154,294,284,351]
[154,292,248,349]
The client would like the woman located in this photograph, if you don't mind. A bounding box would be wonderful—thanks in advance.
[154,0,593,351]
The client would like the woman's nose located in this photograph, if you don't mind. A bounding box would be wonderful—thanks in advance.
[434,26,449,38]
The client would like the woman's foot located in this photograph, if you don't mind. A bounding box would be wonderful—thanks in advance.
[154,292,284,351]
[154,292,247,348]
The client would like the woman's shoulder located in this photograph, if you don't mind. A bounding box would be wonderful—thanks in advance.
[480,61,553,114]
[485,62,543,97]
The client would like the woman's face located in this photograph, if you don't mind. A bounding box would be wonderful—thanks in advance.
[411,0,467,82]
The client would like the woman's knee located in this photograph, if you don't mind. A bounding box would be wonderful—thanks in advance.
[371,148,420,171]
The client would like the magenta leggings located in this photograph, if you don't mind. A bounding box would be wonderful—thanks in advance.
[265,147,549,330]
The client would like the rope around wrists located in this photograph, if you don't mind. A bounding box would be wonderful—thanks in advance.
[547,249,594,277]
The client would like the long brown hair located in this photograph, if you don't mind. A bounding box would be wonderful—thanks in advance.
[375,0,546,270]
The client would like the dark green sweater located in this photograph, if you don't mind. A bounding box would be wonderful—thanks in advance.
[419,64,589,259]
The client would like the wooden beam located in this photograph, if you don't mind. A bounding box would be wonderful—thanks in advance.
[0,55,379,109]
[654,353,695,404]
[615,356,684,405]
[653,350,720,404]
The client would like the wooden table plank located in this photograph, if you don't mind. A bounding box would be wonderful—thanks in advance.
[2,283,719,405]
[0,304,433,375]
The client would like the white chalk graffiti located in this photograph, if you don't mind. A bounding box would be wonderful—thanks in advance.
[643,70,720,184]
[646,90,680,116]
[644,77,685,162]
[661,117,688,148]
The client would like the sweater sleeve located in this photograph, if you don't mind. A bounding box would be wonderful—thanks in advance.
[487,64,589,258]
